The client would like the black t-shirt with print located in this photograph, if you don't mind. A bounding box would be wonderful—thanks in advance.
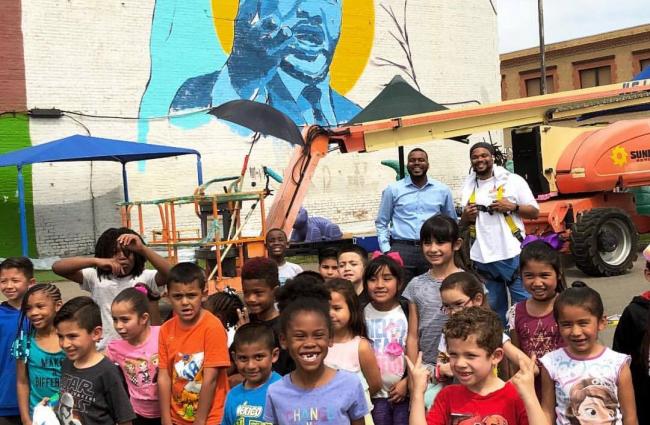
[58,356,136,425]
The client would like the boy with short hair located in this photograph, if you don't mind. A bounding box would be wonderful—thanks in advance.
[221,323,281,425]
[337,245,369,306]
[54,296,135,425]
[0,257,34,425]
[241,257,293,375]
[265,228,302,285]
[409,307,546,425]
[318,247,340,282]
[158,262,230,425]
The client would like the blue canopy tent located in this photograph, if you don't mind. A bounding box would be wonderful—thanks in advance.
[0,135,203,256]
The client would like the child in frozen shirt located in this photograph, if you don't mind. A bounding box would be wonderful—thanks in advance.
[540,282,637,425]
[106,287,160,425]
[222,323,281,425]
[264,280,368,424]
[52,227,171,350]
[363,254,410,425]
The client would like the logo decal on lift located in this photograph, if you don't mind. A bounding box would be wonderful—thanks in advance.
[611,146,628,166]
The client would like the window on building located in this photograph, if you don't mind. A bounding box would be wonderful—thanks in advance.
[579,66,611,88]
[641,58,650,72]
[525,75,554,96]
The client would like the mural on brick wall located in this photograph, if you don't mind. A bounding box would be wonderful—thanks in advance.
[139,0,374,138]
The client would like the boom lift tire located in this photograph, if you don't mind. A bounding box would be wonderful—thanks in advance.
[570,208,638,277]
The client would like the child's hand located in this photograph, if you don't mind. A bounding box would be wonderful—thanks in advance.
[406,352,430,396]
[117,233,146,254]
[511,354,537,400]
[388,378,408,403]
[95,258,125,276]
[236,307,250,327]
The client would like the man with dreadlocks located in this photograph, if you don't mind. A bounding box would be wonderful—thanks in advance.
[52,227,171,350]
[460,142,539,325]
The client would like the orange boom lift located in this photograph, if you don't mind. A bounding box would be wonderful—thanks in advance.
[267,79,650,276]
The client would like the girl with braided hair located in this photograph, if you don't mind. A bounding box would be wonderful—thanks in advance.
[13,284,65,425]
[205,287,244,346]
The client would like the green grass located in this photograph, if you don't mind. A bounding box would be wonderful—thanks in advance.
[34,269,67,283]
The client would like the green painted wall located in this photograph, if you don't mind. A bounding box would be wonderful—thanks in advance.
[0,115,37,257]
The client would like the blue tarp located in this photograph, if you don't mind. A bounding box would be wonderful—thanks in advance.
[0,135,203,256]
[578,69,650,121]
[635,67,650,81]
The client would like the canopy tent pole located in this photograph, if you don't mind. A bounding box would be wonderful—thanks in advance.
[17,165,28,257]
[398,147,405,179]
[122,162,130,202]
[196,155,204,185]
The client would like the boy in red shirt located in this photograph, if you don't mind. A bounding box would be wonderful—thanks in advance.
[408,307,546,425]
[158,263,230,425]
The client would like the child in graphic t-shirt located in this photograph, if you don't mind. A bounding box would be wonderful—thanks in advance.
[264,279,368,424]
[408,307,547,425]
[14,284,65,425]
[540,282,637,424]
[508,241,565,398]
[106,287,161,425]
[221,323,281,425]
[363,254,410,425]
[55,297,135,425]
[158,263,230,425]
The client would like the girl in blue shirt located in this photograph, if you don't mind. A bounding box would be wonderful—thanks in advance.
[13,284,65,425]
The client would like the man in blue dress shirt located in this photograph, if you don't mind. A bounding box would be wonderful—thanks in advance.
[375,148,457,282]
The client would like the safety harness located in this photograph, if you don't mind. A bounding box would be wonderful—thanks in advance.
[468,185,523,242]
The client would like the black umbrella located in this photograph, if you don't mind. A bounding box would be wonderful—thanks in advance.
[208,100,305,146]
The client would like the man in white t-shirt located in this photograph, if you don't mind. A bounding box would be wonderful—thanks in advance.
[460,142,539,324]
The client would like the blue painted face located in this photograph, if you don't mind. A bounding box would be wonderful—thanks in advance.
[258,0,342,83]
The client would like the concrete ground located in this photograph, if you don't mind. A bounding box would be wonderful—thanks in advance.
[3,258,647,348]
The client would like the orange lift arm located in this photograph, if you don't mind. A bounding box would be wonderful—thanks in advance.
[333,79,650,153]
[267,79,650,232]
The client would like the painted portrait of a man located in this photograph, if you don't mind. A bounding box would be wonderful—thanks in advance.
[170,0,361,126]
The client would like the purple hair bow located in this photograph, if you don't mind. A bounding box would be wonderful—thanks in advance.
[521,233,562,250]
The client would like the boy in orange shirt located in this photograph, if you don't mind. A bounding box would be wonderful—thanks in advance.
[158,263,230,425]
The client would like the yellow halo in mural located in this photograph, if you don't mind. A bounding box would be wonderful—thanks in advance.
[211,0,374,95]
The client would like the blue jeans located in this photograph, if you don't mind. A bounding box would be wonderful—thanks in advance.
[475,256,529,325]
[371,398,409,425]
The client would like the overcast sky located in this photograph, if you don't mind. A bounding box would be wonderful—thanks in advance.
[497,0,650,53]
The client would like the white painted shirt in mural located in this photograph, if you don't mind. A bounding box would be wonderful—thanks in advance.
[540,347,630,425]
